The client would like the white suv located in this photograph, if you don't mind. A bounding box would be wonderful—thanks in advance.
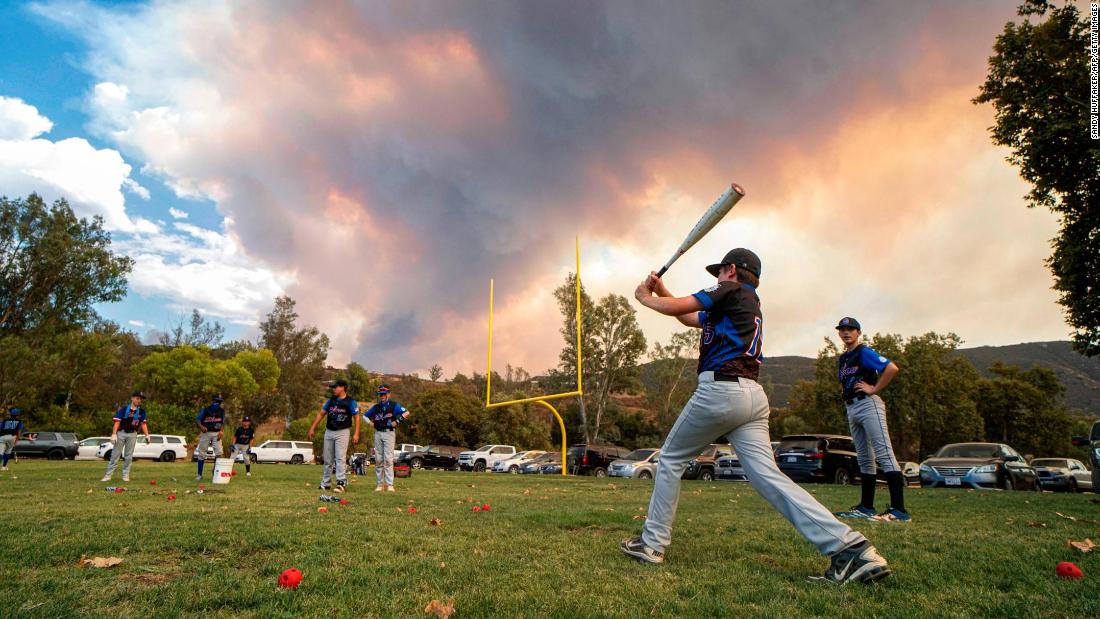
[248,440,316,464]
[458,445,517,472]
[97,435,188,462]
[492,450,546,473]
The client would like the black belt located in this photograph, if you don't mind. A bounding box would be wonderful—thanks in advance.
[376,428,393,433]
[844,394,867,405]
[714,373,744,382]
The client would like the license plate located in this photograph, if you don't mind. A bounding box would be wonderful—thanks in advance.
[945,477,962,486]
[786,456,798,463]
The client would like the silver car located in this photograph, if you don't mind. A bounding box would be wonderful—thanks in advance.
[608,449,660,480]
[1032,458,1093,493]
[715,451,746,481]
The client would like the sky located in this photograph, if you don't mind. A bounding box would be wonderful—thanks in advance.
[0,1,1070,377]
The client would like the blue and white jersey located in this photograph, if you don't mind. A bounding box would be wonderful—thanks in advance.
[196,405,226,432]
[837,344,891,400]
[322,397,358,431]
[364,401,408,431]
[114,405,147,433]
[691,281,763,380]
[0,418,23,436]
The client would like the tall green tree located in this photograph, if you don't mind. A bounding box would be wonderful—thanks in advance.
[974,0,1100,355]
[406,387,482,447]
[258,296,330,426]
[975,363,1075,456]
[0,194,132,334]
[643,329,697,429]
[553,273,597,441]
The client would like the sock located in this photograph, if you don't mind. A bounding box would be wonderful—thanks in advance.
[884,471,906,512]
[860,472,877,510]
[245,463,251,473]
[2,454,9,466]
[197,460,205,477]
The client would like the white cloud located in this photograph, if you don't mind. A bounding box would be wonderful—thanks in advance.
[0,96,53,140]
[168,207,188,219]
[127,319,147,328]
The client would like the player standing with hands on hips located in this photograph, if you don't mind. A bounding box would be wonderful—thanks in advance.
[1,407,24,471]
[231,416,256,477]
[195,395,227,481]
[102,391,151,483]
[621,249,891,584]
[308,379,360,493]
[832,318,910,522]
[364,385,409,492]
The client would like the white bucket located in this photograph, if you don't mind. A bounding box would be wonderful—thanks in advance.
[212,457,235,484]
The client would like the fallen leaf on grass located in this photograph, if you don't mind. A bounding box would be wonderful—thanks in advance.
[1026,522,1047,528]
[523,489,531,495]
[1055,512,1077,522]
[424,598,455,618]
[78,556,123,568]
[1069,539,1098,553]
[439,562,446,569]
[430,518,443,527]
[473,548,483,556]
[632,515,645,521]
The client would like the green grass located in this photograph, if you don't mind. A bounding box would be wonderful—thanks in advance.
[2,461,1098,618]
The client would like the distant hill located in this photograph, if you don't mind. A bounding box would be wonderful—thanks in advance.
[756,341,1100,415]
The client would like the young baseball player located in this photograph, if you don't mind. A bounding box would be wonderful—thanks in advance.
[231,416,256,477]
[1,407,24,471]
[101,391,151,482]
[362,384,410,492]
[832,318,909,522]
[622,249,891,584]
[308,380,360,493]
[195,395,226,481]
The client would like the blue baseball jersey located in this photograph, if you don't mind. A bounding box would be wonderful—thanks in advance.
[233,426,255,445]
[322,397,358,431]
[114,405,147,433]
[196,405,226,432]
[692,281,763,380]
[364,401,408,431]
[837,344,891,400]
[1,418,23,436]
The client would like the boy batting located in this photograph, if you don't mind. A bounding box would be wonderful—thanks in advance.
[832,317,909,522]
[622,249,891,584]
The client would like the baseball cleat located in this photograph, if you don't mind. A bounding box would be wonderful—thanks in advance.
[100,476,112,482]
[122,476,130,482]
[374,485,384,492]
[386,485,395,492]
[619,537,664,565]
[319,484,331,491]
[809,541,891,585]
[834,505,877,519]
[873,507,911,522]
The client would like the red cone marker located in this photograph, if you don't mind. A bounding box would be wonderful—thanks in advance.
[1057,561,1084,579]
[482,504,491,511]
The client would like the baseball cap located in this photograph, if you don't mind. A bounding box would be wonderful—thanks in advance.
[212,395,224,403]
[131,390,146,399]
[377,384,391,395]
[8,407,21,416]
[242,416,252,422]
[331,379,349,389]
[706,248,762,278]
[835,317,862,330]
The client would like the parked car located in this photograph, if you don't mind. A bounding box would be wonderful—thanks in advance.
[1031,458,1093,493]
[247,440,316,464]
[97,435,188,462]
[776,434,860,485]
[566,443,630,477]
[399,445,465,470]
[715,451,746,481]
[683,443,734,481]
[1071,420,1100,492]
[493,450,546,473]
[919,442,1039,490]
[609,449,661,479]
[397,443,427,454]
[14,431,79,460]
[192,444,220,461]
[520,452,561,474]
[458,444,517,471]
[899,461,920,486]
[76,436,112,461]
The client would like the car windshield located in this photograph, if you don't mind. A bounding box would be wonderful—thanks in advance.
[936,444,1000,458]
[473,445,489,451]
[779,439,820,452]
[1031,459,1070,468]
[623,449,656,461]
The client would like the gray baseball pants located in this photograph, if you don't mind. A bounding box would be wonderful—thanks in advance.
[196,431,223,458]
[322,428,350,486]
[641,372,866,556]
[375,430,396,486]
[104,431,139,478]
[846,395,900,475]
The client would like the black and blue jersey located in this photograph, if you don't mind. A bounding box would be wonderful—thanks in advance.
[322,397,358,431]
[196,404,225,432]
[692,281,763,380]
[837,344,891,400]
[114,405,147,433]
[0,418,22,436]
[364,401,408,431]
[233,426,255,445]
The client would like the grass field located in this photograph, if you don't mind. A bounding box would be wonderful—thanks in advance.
[2,461,1098,618]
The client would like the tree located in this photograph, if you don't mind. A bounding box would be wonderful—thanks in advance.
[131,346,279,416]
[975,363,1075,456]
[553,273,597,441]
[0,194,132,334]
[974,1,1100,355]
[643,329,698,429]
[406,387,483,447]
[258,296,330,426]
[157,309,225,348]
[429,364,444,382]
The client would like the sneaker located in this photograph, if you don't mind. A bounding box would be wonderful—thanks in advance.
[246,472,251,477]
[122,476,130,482]
[1,466,7,471]
[194,475,202,481]
[809,541,891,585]
[386,485,396,492]
[334,484,346,493]
[319,484,331,491]
[100,475,112,482]
[620,537,664,565]
[375,485,384,492]
[834,505,877,519]
[873,507,912,522]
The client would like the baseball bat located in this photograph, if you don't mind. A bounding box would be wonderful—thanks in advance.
[655,182,746,277]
